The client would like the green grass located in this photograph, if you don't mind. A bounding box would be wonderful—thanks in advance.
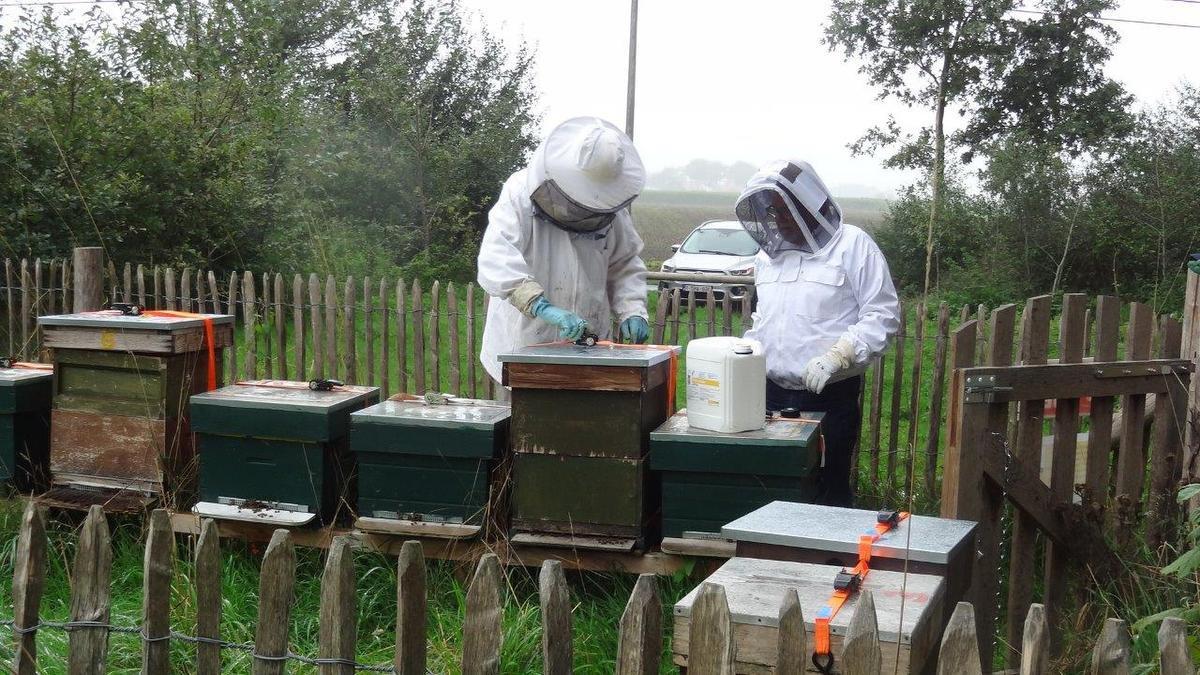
[0,500,696,673]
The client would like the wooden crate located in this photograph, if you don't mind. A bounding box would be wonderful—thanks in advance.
[650,411,823,539]
[37,311,232,509]
[723,501,976,636]
[351,397,509,538]
[672,557,945,674]
[500,343,678,550]
[191,381,379,526]
[0,367,53,491]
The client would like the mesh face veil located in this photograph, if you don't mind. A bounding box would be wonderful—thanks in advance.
[734,160,843,256]
[530,179,634,233]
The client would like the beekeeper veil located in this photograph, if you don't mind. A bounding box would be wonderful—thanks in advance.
[734,160,843,256]
[530,117,645,234]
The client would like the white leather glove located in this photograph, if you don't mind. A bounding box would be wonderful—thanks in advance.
[803,337,855,394]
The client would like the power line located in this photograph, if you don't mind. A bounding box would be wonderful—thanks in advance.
[0,0,141,6]
[1161,0,1200,5]
[1011,7,1200,29]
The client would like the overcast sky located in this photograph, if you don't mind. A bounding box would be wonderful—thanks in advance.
[458,0,1200,197]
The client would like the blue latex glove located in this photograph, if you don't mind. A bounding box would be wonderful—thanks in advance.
[531,296,588,341]
[620,316,650,344]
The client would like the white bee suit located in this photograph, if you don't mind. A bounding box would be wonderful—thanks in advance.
[477,117,649,384]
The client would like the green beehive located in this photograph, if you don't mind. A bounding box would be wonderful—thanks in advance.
[0,365,53,492]
[191,380,378,526]
[500,343,679,551]
[650,410,824,539]
[351,397,510,538]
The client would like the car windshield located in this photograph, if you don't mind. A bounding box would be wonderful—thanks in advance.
[680,227,760,256]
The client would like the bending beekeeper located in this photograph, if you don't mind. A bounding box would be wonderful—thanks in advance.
[735,160,900,506]
[478,117,651,396]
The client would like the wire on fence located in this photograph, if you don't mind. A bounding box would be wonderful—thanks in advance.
[0,619,414,673]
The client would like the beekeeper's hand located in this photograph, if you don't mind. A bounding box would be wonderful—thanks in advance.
[532,296,588,341]
[619,316,650,344]
[803,337,855,394]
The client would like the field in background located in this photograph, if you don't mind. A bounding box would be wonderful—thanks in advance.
[633,190,891,266]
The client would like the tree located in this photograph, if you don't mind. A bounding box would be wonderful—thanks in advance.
[825,0,1124,297]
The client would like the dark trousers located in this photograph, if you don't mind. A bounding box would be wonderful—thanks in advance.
[767,376,863,507]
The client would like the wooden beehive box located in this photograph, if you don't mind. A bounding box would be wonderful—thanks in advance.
[723,501,976,634]
[191,380,378,526]
[0,365,53,492]
[37,310,233,509]
[500,342,679,551]
[351,396,510,538]
[672,557,945,674]
[650,411,824,540]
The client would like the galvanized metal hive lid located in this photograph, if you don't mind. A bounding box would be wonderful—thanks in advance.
[721,501,976,565]
[497,342,680,367]
[38,310,235,331]
[353,398,510,429]
[0,368,52,385]
[191,380,378,412]
[673,556,943,643]
[651,410,821,446]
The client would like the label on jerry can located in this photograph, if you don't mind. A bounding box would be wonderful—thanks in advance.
[687,368,722,408]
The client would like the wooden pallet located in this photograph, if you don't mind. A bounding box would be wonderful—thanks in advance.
[166,510,709,575]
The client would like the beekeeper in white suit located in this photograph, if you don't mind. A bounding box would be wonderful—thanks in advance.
[735,160,900,505]
[477,117,650,395]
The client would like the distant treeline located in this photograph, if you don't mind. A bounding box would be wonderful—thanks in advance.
[0,0,538,281]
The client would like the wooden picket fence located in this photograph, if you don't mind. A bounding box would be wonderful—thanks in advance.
[6,502,1196,674]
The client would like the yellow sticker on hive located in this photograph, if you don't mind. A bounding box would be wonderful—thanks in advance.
[99,329,116,350]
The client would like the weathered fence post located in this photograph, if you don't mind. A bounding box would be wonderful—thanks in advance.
[539,560,573,675]
[342,277,355,384]
[319,536,357,675]
[72,247,104,313]
[936,602,982,675]
[253,529,296,675]
[12,503,47,675]
[688,583,735,674]
[309,274,323,380]
[395,541,427,675]
[841,591,880,675]
[1114,302,1154,540]
[1020,603,1049,675]
[615,573,661,675]
[195,518,221,675]
[1090,618,1131,675]
[68,505,111,675]
[776,589,806,675]
[1157,616,1191,675]
[1148,315,1187,550]
[1083,296,1121,516]
[925,302,952,496]
[141,510,173,674]
[462,553,503,675]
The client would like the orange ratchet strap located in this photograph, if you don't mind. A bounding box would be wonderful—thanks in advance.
[0,361,53,371]
[811,509,909,674]
[142,310,217,391]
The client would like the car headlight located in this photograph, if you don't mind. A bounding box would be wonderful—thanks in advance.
[729,266,754,276]
[661,262,676,273]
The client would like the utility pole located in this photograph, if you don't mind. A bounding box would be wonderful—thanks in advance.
[625,0,638,139]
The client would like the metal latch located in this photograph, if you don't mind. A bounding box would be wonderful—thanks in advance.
[109,302,143,316]
[0,357,15,369]
[964,375,1012,403]
[308,378,344,392]
[575,331,599,347]
[833,570,862,593]
[876,509,900,528]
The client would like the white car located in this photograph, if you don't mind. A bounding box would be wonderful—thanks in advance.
[659,220,758,306]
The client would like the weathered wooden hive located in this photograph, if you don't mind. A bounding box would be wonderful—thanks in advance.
[672,556,945,674]
[191,380,378,526]
[649,411,823,541]
[0,364,54,492]
[351,396,510,539]
[723,501,976,635]
[36,310,233,510]
[500,342,679,551]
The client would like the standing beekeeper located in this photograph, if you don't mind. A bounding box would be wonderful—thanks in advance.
[735,160,900,506]
[477,117,651,395]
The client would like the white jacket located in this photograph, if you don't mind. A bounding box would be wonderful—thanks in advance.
[477,168,649,383]
[745,223,900,389]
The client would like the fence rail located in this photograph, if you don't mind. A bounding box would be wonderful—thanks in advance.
[4,503,1195,674]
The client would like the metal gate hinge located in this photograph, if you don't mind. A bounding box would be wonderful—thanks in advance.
[964,375,1013,403]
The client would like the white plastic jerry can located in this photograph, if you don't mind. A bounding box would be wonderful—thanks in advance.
[685,336,767,433]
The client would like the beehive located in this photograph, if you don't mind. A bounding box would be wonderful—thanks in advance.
[723,501,976,634]
[500,342,678,550]
[351,396,510,538]
[0,365,53,492]
[36,310,233,508]
[191,380,378,526]
[650,411,823,539]
[672,556,945,674]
